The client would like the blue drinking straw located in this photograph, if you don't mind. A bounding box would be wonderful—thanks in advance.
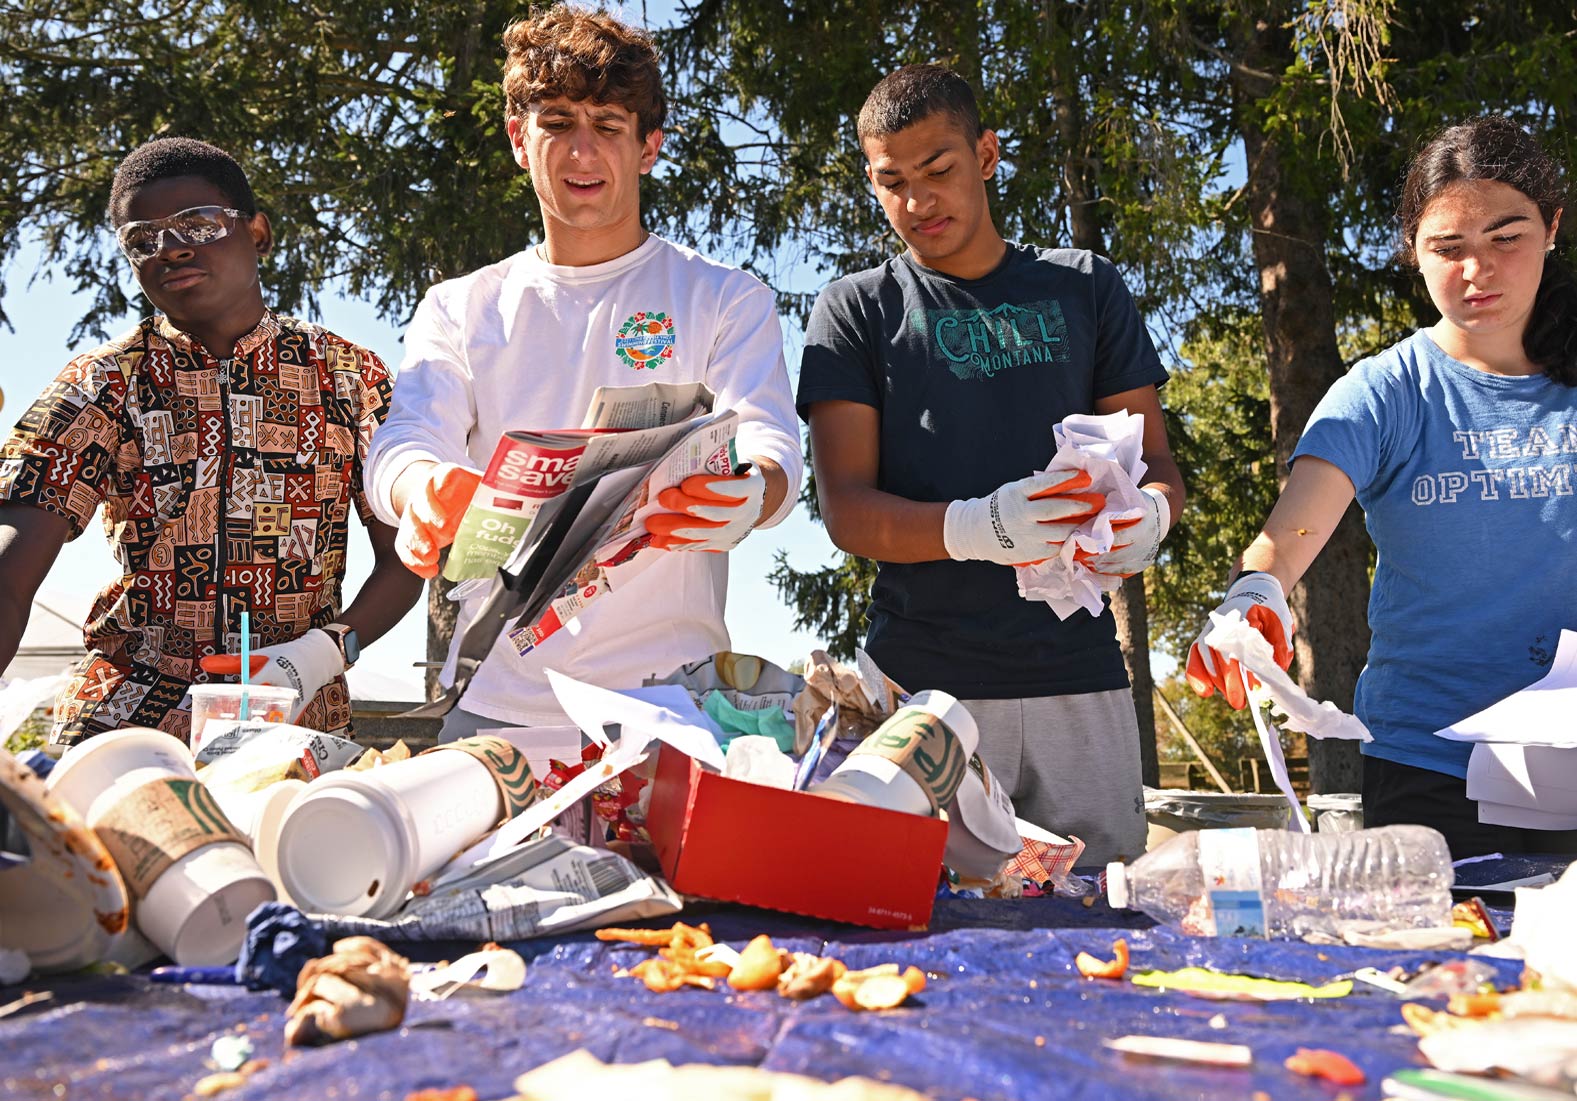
[239,609,251,721]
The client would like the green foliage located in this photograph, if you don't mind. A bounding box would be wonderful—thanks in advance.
[4,710,49,754]
[1147,307,1279,660]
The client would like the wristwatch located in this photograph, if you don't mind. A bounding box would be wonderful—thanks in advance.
[319,623,361,670]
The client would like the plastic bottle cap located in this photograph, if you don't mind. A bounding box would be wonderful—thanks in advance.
[1106,861,1128,910]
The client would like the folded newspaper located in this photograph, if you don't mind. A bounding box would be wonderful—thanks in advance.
[319,830,681,942]
[412,381,743,717]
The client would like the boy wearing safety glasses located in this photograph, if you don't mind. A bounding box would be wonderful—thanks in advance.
[0,137,423,745]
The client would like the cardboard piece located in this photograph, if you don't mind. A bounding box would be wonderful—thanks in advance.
[646,743,948,930]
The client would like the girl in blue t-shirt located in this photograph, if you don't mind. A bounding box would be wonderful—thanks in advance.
[1187,116,1577,859]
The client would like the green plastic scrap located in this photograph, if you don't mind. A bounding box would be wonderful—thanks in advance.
[1130,967,1352,1001]
[703,691,796,753]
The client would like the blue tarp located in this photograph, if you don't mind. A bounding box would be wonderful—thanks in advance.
[3,859,1562,1101]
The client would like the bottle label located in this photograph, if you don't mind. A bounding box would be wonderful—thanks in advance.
[1197,828,1266,937]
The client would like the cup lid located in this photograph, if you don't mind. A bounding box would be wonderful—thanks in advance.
[276,783,409,916]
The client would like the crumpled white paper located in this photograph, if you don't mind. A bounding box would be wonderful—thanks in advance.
[1015,411,1151,619]
[1201,609,1370,832]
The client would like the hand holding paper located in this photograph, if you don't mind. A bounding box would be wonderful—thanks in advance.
[397,462,483,578]
[646,467,766,552]
[943,469,1105,566]
[1187,573,1296,710]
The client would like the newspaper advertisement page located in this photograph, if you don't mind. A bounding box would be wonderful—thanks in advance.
[505,411,741,655]
[442,382,714,582]
[319,832,680,942]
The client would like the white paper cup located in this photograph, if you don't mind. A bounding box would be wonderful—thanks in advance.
[812,691,981,816]
[276,749,503,918]
[46,728,275,966]
[211,779,307,904]
[187,685,298,753]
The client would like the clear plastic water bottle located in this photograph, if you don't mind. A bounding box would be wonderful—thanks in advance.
[1105,825,1454,939]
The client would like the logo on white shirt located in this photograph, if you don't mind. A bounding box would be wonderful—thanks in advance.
[615,311,676,369]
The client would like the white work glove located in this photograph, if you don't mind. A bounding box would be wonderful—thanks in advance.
[200,629,344,722]
[396,461,484,579]
[943,469,1105,566]
[1083,487,1172,578]
[1185,572,1296,710]
[646,467,767,552]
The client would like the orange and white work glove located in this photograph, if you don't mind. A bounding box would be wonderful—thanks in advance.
[1084,487,1171,579]
[395,462,483,578]
[199,629,343,722]
[942,469,1105,566]
[646,467,767,552]
[1185,572,1295,710]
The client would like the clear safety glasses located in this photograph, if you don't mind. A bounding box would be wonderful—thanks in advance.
[115,205,248,263]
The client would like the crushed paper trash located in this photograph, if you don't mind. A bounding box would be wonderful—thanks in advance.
[1015,411,1153,619]
[410,946,526,1001]
[285,936,410,1047]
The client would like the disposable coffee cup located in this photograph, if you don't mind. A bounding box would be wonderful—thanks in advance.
[276,748,504,918]
[211,779,307,904]
[812,690,980,816]
[47,729,275,966]
[188,684,298,753]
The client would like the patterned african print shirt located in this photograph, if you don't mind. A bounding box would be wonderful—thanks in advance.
[0,311,393,745]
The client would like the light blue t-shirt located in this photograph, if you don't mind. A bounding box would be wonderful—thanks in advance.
[1293,330,1577,778]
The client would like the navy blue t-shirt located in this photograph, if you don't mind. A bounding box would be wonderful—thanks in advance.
[797,245,1169,698]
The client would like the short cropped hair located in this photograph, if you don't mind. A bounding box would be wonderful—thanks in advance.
[106,137,257,225]
[502,4,666,138]
[857,64,983,147]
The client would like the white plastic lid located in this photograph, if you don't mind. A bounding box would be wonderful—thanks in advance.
[1106,861,1129,909]
[276,784,409,917]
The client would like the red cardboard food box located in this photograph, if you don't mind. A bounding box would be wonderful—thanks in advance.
[646,742,949,929]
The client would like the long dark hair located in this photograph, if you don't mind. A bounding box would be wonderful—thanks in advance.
[1398,116,1575,386]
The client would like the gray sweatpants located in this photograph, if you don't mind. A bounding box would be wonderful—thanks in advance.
[962,690,1147,867]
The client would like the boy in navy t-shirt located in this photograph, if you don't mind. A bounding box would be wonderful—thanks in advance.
[797,64,1186,864]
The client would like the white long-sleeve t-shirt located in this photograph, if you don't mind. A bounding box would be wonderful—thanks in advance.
[366,235,803,725]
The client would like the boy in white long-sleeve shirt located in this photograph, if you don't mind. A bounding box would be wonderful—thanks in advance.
[365,4,802,735]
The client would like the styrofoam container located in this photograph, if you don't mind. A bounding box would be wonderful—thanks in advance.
[275,749,502,918]
[187,684,298,753]
[47,729,275,966]
[812,690,980,816]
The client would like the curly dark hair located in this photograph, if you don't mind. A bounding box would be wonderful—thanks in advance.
[106,137,257,226]
[501,4,665,138]
[1398,116,1574,385]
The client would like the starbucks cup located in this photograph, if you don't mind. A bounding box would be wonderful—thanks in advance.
[46,729,275,966]
[275,748,504,919]
[187,684,298,754]
[211,779,307,904]
[811,690,980,816]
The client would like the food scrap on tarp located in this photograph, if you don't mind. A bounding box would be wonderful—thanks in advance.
[285,936,411,1046]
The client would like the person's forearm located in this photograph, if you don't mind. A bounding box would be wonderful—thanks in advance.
[1233,456,1356,592]
[334,520,427,647]
[1141,451,1186,530]
[335,561,425,647]
[752,457,789,525]
[819,484,950,563]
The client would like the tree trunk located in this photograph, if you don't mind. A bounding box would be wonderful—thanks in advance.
[1052,66,1160,786]
[1230,6,1370,793]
